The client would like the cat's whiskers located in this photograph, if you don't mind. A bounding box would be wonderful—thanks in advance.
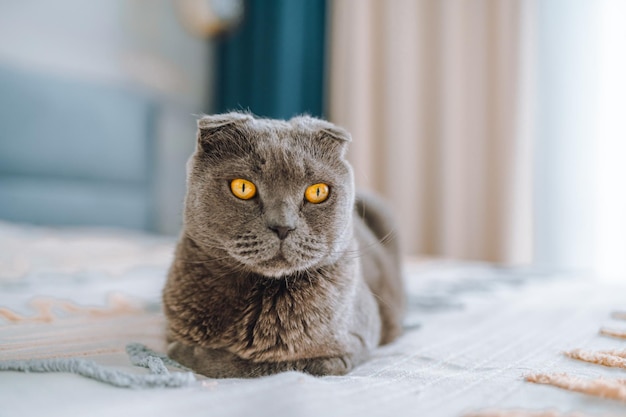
[179,254,235,265]
[284,274,291,291]
[303,270,314,288]
[184,232,226,251]
[315,265,336,284]
[329,229,399,261]
[204,258,254,278]
[331,228,397,247]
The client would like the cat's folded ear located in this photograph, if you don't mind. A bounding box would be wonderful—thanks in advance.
[197,112,253,130]
[290,116,352,158]
[196,113,254,157]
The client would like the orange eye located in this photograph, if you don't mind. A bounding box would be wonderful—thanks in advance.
[305,183,330,204]
[230,179,256,200]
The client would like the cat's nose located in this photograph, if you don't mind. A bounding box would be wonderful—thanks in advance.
[268,224,295,240]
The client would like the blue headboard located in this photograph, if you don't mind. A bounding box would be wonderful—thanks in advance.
[0,65,158,230]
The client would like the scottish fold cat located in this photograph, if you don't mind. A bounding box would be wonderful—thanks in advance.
[163,113,405,377]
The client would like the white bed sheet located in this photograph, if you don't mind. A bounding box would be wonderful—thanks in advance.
[0,221,625,417]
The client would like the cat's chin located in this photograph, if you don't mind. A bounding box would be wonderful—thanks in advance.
[250,260,310,279]
[240,255,318,279]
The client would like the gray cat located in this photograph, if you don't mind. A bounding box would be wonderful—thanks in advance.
[163,112,405,377]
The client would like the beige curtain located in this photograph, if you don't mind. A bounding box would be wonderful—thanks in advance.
[328,0,534,264]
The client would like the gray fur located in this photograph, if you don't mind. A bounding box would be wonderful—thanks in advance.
[163,113,406,378]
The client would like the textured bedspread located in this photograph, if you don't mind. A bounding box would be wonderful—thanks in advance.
[0,221,625,417]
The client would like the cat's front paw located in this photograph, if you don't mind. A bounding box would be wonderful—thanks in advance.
[167,341,235,378]
[303,355,354,376]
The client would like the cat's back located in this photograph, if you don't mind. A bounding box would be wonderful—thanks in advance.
[353,191,406,344]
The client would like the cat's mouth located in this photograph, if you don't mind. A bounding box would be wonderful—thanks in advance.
[270,249,288,263]
[227,235,324,278]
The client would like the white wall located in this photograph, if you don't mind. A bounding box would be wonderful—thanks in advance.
[535,0,626,280]
[534,0,598,272]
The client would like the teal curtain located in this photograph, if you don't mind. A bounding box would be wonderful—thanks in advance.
[214,0,327,119]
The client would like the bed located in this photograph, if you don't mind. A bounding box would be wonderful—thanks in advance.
[1,220,625,417]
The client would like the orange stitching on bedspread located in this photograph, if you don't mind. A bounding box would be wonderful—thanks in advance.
[526,373,626,402]
[4,347,125,361]
[517,309,626,410]
[565,349,626,369]
[600,349,626,359]
[0,295,141,324]
[464,410,590,417]
[0,328,164,351]
[0,308,28,323]
[600,327,626,339]
[612,311,626,320]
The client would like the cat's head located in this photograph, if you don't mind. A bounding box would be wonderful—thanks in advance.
[184,112,355,278]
